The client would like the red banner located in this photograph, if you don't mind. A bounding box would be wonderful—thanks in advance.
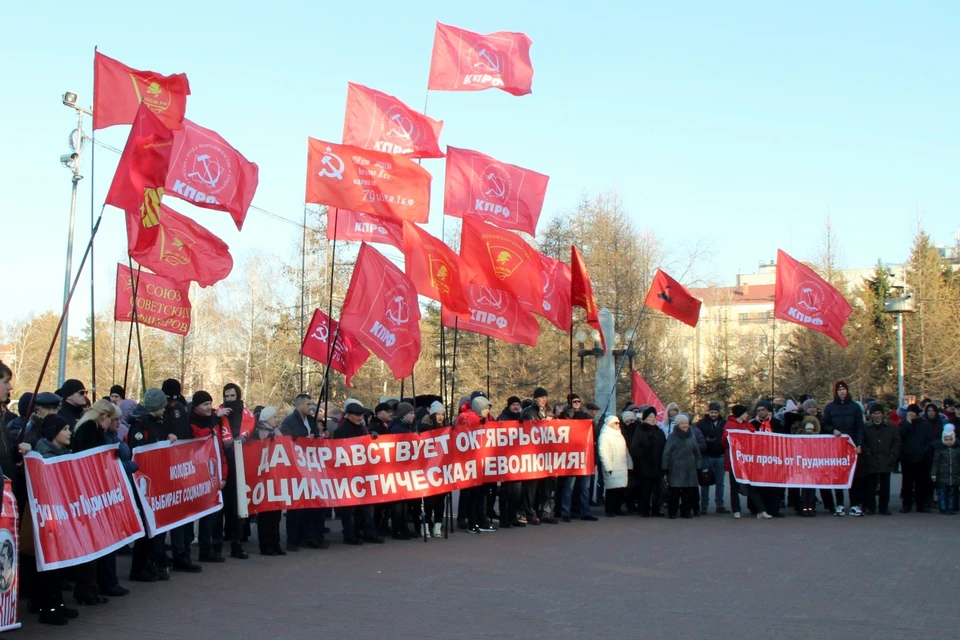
[459,217,544,302]
[300,309,370,388]
[441,284,540,346]
[428,22,534,96]
[774,248,853,347]
[342,82,444,159]
[305,138,432,223]
[644,268,702,328]
[114,263,192,335]
[0,480,19,633]
[726,430,858,489]
[93,50,190,130]
[238,420,594,514]
[518,253,572,332]
[165,119,259,231]
[402,222,470,317]
[443,146,548,235]
[24,445,145,571]
[131,437,223,537]
[327,209,404,250]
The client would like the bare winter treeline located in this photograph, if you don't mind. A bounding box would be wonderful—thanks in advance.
[3,193,956,413]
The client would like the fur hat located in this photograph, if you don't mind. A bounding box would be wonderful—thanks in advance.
[161,379,182,399]
[868,402,885,415]
[506,396,522,407]
[143,388,167,413]
[641,406,657,421]
[191,390,213,408]
[800,415,821,433]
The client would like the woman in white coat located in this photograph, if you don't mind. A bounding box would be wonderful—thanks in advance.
[599,415,633,516]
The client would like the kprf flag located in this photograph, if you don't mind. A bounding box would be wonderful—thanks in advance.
[305,139,432,223]
[300,309,370,388]
[93,50,190,130]
[24,445,145,571]
[443,146,548,235]
[643,269,701,327]
[342,83,444,159]
[114,264,192,336]
[326,208,404,251]
[131,437,223,537]
[774,249,853,347]
[518,253,572,332]
[126,203,233,288]
[428,22,534,96]
[105,103,174,235]
[631,371,666,422]
[442,284,540,347]
[340,244,421,379]
[571,245,604,351]
[402,222,470,318]
[459,217,544,303]
[165,120,259,231]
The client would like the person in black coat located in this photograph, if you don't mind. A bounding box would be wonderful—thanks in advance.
[629,407,666,516]
[279,393,328,551]
[899,404,937,512]
[333,403,384,545]
[822,381,864,515]
[749,402,786,517]
[386,402,419,539]
[421,402,451,536]
[696,402,728,514]
[56,378,88,429]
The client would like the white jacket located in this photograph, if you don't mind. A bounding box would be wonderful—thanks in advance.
[598,424,633,489]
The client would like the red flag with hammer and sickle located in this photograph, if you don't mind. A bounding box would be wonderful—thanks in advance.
[342,82,444,159]
[427,22,534,96]
[774,249,853,347]
[339,244,421,380]
[300,309,370,387]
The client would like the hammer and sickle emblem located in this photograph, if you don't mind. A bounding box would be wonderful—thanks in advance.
[318,148,345,180]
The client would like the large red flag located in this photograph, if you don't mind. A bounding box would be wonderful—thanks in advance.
[774,249,853,347]
[114,264,192,336]
[326,209,404,251]
[105,103,174,246]
[441,285,539,347]
[643,269,701,328]
[126,203,233,287]
[519,253,572,332]
[305,139,431,223]
[402,223,470,317]
[460,217,544,302]
[632,371,666,422]
[93,51,190,130]
[301,309,370,387]
[340,244,421,379]
[342,83,444,159]
[571,245,604,350]
[443,146,548,235]
[165,120,259,230]
[427,22,534,96]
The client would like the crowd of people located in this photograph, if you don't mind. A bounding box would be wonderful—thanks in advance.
[0,361,956,629]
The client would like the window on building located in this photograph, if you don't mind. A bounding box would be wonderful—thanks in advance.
[738,313,750,324]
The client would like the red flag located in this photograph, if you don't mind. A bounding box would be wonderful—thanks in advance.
[441,285,539,346]
[571,245,604,350]
[305,139,431,223]
[93,51,190,130]
[114,264,192,335]
[427,22,534,96]
[301,309,370,387]
[459,217,544,303]
[632,371,666,423]
[342,83,444,159]
[326,209,404,251]
[105,103,174,243]
[402,223,470,317]
[126,203,233,287]
[774,249,853,347]
[644,269,702,328]
[340,244,421,379]
[165,120,259,230]
[443,146,548,235]
[518,253,572,332]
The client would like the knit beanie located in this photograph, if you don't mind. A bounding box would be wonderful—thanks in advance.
[143,388,167,413]
[395,402,416,420]
[944,425,956,443]
[259,406,278,422]
[533,386,548,399]
[59,378,85,398]
[109,385,125,399]
[801,399,818,411]
[191,390,213,408]
[731,404,748,419]
[429,401,445,416]
[471,397,492,413]
[506,396,521,407]
[621,411,636,423]
[906,403,922,416]
[40,414,70,441]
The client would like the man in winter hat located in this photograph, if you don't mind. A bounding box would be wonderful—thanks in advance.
[57,379,87,428]
[109,385,125,405]
[520,386,558,525]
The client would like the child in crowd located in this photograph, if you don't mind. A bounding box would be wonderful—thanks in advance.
[932,426,960,514]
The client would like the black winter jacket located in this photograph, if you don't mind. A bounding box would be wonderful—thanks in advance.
[628,423,666,479]
[822,396,864,445]
[695,416,725,457]
[899,418,937,464]
[932,443,960,487]
[860,420,901,474]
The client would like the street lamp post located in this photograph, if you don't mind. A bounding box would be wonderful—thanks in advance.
[58,92,91,389]
[883,292,915,406]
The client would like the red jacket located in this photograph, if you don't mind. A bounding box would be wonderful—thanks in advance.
[217,405,256,443]
[455,409,482,429]
[721,415,756,472]
[191,411,229,478]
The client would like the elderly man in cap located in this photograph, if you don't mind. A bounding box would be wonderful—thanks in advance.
[333,402,385,544]
[522,386,559,525]
[57,378,88,428]
[696,402,728,514]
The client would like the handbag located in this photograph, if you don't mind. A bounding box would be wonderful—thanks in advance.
[697,466,716,487]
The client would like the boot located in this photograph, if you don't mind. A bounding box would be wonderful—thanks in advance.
[199,545,226,563]
[230,541,249,559]
[172,554,202,573]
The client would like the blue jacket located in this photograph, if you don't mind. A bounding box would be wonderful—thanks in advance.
[279,411,312,439]
[822,396,864,446]
[387,417,416,435]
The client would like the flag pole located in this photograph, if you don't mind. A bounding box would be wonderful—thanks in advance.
[122,265,141,391]
[299,205,308,393]
[770,317,777,398]
[448,320,459,418]
[127,255,147,393]
[324,207,340,414]
[26,213,104,418]
[568,322,574,403]
[320,325,341,424]
[89,133,97,395]
[485,335,491,399]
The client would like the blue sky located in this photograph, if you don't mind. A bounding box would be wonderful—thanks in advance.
[2,2,957,335]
